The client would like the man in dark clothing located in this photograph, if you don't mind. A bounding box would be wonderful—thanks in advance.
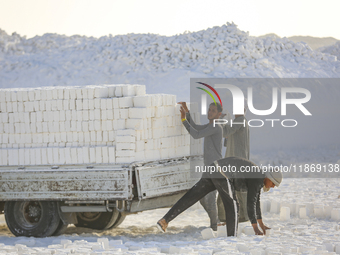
[178,101,223,231]
[157,157,282,236]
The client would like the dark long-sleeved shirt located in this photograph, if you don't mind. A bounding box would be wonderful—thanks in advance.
[222,115,249,159]
[182,112,222,166]
[215,157,264,224]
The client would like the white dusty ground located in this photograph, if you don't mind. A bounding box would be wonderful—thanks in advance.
[0,176,339,254]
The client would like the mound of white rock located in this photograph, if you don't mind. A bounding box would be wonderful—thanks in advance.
[1,22,339,90]
[0,84,202,166]
[320,41,340,61]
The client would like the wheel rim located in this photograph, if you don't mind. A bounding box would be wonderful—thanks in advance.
[77,212,102,222]
[14,202,43,228]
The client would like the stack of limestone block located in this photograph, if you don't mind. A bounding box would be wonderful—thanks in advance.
[0,84,202,166]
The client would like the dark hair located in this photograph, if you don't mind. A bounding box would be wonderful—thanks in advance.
[209,102,223,112]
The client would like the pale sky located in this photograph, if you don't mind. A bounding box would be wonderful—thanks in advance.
[0,0,339,39]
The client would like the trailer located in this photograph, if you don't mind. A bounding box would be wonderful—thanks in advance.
[0,156,201,237]
[0,84,204,237]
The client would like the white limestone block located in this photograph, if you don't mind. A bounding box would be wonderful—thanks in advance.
[56,100,63,111]
[75,111,82,122]
[135,151,145,162]
[7,102,13,112]
[82,99,89,110]
[97,238,109,250]
[314,206,324,218]
[113,108,120,119]
[94,146,102,163]
[76,147,84,164]
[90,131,96,141]
[155,106,165,117]
[18,149,25,165]
[70,148,78,164]
[0,150,8,165]
[106,98,113,110]
[117,129,136,136]
[152,118,167,128]
[331,209,340,221]
[7,148,18,164]
[333,245,340,254]
[201,228,215,239]
[94,109,101,120]
[152,128,163,139]
[243,226,254,235]
[88,98,94,110]
[41,148,48,164]
[89,147,96,163]
[270,200,280,214]
[145,140,153,150]
[280,206,290,221]
[69,99,75,110]
[101,109,107,121]
[118,97,133,108]
[83,132,90,143]
[133,95,152,107]
[122,85,136,97]
[76,99,83,111]
[160,148,169,159]
[82,110,89,121]
[0,102,6,113]
[105,120,113,131]
[7,90,16,103]
[116,156,134,163]
[128,108,147,119]
[299,207,308,219]
[102,131,109,142]
[59,148,66,164]
[94,87,109,98]
[116,136,135,143]
[46,148,53,164]
[324,243,334,252]
[126,118,143,129]
[151,94,162,107]
[52,147,59,164]
[108,147,116,163]
[51,88,58,100]
[86,87,95,99]
[106,110,114,120]
[12,102,18,112]
[325,206,333,218]
[63,100,70,112]
[4,90,11,102]
[117,143,136,150]
[21,90,29,101]
[76,88,83,99]
[108,130,115,141]
[102,147,109,163]
[93,120,100,131]
[107,86,115,98]
[100,99,107,110]
[112,98,119,108]
[0,90,6,102]
[134,85,146,96]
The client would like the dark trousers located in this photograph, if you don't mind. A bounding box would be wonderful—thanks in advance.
[163,172,239,236]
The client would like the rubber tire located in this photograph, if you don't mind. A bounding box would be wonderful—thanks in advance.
[75,210,119,230]
[4,201,60,237]
[108,212,126,229]
[52,220,68,236]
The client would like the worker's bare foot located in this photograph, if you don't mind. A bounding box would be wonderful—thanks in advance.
[157,218,168,233]
[217,222,226,226]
